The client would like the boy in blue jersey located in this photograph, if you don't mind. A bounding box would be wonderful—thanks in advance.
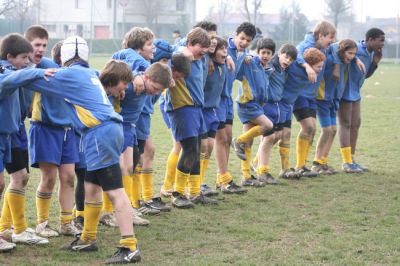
[254,44,297,185]
[0,33,47,251]
[338,28,385,172]
[216,22,256,194]
[292,21,336,178]
[312,39,358,174]
[0,32,50,247]
[278,48,326,179]
[0,36,172,263]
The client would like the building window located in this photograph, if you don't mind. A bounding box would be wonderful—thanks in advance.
[107,0,112,9]
[176,0,184,11]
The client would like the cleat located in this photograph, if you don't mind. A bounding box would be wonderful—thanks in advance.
[323,164,339,175]
[171,192,194,209]
[342,163,363,173]
[241,175,265,187]
[294,166,319,178]
[200,184,219,197]
[0,237,16,252]
[144,197,171,212]
[258,173,278,185]
[231,138,247,160]
[60,222,82,236]
[36,221,59,238]
[105,247,141,264]
[311,161,327,174]
[279,168,300,179]
[132,207,143,217]
[73,216,84,231]
[190,194,218,205]
[12,229,48,245]
[221,181,248,194]
[0,228,13,242]
[352,161,369,172]
[60,236,98,252]
[132,213,150,226]
[99,212,118,227]
[138,201,161,216]
[160,188,173,198]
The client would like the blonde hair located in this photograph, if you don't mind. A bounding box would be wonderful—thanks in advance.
[313,21,336,40]
[100,59,133,87]
[122,27,154,50]
[187,27,210,48]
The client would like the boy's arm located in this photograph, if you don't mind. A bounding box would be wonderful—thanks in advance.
[0,68,46,99]
[366,48,382,78]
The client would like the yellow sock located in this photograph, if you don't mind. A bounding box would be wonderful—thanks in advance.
[122,175,133,204]
[36,191,52,224]
[60,210,73,225]
[322,157,328,165]
[102,191,113,212]
[314,158,325,165]
[188,174,201,197]
[120,236,138,251]
[200,155,210,185]
[174,169,189,195]
[237,125,262,143]
[76,210,85,218]
[131,168,141,208]
[279,146,290,170]
[296,135,310,169]
[6,189,27,234]
[162,151,179,191]
[140,168,153,202]
[0,193,12,231]
[340,147,353,164]
[257,165,270,175]
[219,172,233,186]
[241,146,252,179]
[81,201,102,243]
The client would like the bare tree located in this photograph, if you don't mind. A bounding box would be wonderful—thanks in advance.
[325,0,352,28]
[243,0,262,25]
[0,0,15,16]
[141,0,162,36]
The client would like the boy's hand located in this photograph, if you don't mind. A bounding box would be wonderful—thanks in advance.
[226,55,235,72]
[304,64,317,83]
[208,59,215,74]
[356,58,366,73]
[373,48,383,64]
[43,68,57,81]
[181,47,194,61]
[170,78,176,88]
[332,64,340,82]
[132,75,144,94]
[244,55,252,65]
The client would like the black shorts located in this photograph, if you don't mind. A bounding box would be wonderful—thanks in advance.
[85,163,123,191]
[293,108,317,122]
[5,148,29,174]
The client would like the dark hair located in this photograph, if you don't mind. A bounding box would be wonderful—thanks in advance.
[171,53,191,78]
[187,27,210,48]
[256,38,276,54]
[193,21,217,32]
[236,22,257,40]
[0,33,33,60]
[173,30,181,34]
[210,36,227,56]
[279,44,297,60]
[51,40,63,66]
[24,25,49,41]
[366,28,385,40]
[338,39,357,62]
[100,59,133,87]
[256,27,262,35]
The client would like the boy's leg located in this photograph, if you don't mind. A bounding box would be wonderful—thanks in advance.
[0,171,16,252]
[240,123,254,181]
[161,141,181,197]
[74,167,86,229]
[257,133,278,185]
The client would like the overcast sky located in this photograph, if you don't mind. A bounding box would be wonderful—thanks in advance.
[196,0,400,22]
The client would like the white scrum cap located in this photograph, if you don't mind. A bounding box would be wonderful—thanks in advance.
[61,35,89,64]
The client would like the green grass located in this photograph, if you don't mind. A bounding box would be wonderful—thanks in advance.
[1,61,400,265]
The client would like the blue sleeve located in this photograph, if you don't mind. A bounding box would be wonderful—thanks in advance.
[0,68,46,99]
[330,44,342,65]
[235,63,245,81]
[366,63,378,79]
[296,42,307,65]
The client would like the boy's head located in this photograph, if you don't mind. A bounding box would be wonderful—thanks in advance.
[171,53,191,79]
[100,59,133,97]
[313,21,336,49]
[365,28,385,52]
[152,39,173,64]
[257,38,275,65]
[338,39,357,64]
[51,40,63,66]
[193,21,217,39]
[303,48,326,74]
[209,36,228,65]
[122,27,154,60]
[172,30,181,38]
[143,62,172,95]
[234,22,256,52]
[0,33,33,70]
[24,25,49,65]
[278,44,297,70]
[187,27,210,60]
[61,35,89,66]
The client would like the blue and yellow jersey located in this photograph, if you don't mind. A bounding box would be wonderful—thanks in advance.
[165,58,204,111]
[267,55,287,102]
[140,94,161,115]
[342,40,376,101]
[282,62,310,105]
[225,37,247,97]
[317,42,350,101]
[235,56,271,104]
[30,57,73,127]
[0,60,21,134]
[0,63,122,132]
[296,33,327,98]
[203,61,226,108]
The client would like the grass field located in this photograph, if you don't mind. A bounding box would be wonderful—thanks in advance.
[1,59,400,265]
